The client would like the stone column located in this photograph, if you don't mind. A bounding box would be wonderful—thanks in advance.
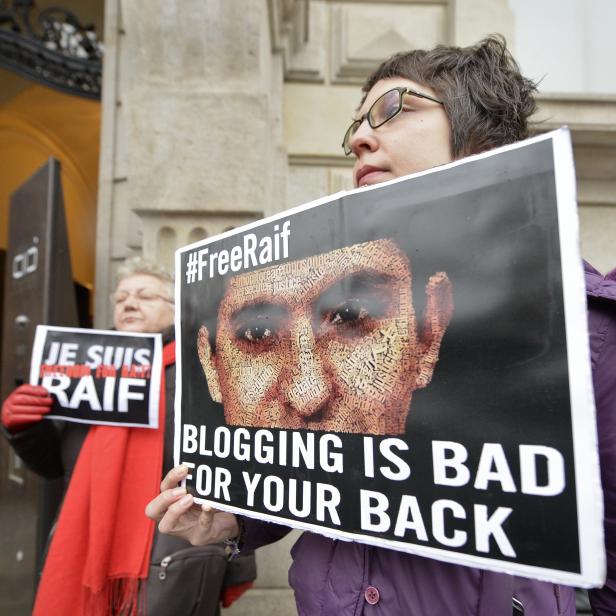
[95,2,303,612]
[95,0,291,326]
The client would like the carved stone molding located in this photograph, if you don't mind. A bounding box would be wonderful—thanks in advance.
[268,0,325,82]
[330,0,447,4]
[268,0,306,68]
[133,209,263,272]
[330,3,447,84]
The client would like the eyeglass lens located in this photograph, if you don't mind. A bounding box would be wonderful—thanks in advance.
[369,88,404,127]
[343,88,404,154]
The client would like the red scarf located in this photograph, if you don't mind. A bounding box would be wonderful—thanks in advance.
[33,341,176,616]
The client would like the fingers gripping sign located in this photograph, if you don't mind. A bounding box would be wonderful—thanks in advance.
[145,464,240,546]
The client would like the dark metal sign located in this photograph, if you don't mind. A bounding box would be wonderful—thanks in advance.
[0,159,79,613]
[1,159,78,399]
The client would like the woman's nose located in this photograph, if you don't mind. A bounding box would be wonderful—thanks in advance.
[123,296,139,309]
[348,118,378,156]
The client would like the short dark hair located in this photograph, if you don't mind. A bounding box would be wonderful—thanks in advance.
[363,35,537,158]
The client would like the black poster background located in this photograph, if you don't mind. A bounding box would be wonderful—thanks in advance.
[31,326,161,428]
[176,135,597,580]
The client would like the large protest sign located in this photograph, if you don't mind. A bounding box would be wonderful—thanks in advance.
[30,325,162,428]
[174,129,604,586]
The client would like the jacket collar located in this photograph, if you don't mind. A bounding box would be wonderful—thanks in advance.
[585,260,616,301]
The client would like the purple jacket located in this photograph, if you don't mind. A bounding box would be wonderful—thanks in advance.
[243,262,616,616]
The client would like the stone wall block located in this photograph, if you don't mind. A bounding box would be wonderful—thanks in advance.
[330,2,447,84]
[572,145,616,181]
[288,166,329,208]
[284,83,360,156]
[284,0,327,82]
[187,226,208,244]
[98,0,289,326]
[578,180,616,205]
[122,0,266,87]
[156,226,178,269]
[125,91,274,214]
[328,167,354,193]
[579,205,616,275]
[136,210,263,272]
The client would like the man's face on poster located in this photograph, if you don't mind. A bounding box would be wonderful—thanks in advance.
[198,238,452,435]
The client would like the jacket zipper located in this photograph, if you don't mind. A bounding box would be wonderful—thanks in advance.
[159,555,172,580]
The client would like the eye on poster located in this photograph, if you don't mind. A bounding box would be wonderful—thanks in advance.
[174,129,604,587]
[30,325,162,428]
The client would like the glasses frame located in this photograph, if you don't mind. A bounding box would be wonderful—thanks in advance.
[341,86,444,156]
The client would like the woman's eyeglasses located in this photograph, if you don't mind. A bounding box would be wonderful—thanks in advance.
[111,289,174,306]
[341,86,444,156]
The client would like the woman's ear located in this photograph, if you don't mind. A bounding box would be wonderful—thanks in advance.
[197,325,222,403]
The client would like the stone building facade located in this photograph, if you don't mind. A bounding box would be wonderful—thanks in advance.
[96,0,616,326]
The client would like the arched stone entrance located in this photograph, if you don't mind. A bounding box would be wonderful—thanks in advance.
[0,83,100,290]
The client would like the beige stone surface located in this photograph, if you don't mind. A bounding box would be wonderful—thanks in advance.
[288,165,330,207]
[284,83,359,157]
[574,146,616,181]
[96,0,296,325]
[283,0,327,82]
[95,0,124,325]
[223,530,299,616]
[126,91,275,212]
[579,205,616,275]
[536,94,616,135]
[578,180,616,206]
[287,164,354,209]
[137,210,263,273]
[331,2,447,83]
[449,0,514,48]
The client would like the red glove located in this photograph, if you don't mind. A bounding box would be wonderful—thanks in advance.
[1,384,53,433]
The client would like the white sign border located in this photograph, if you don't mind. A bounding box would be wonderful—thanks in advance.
[174,128,605,588]
[30,324,162,429]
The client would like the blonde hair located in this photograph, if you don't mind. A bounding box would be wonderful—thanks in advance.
[115,257,174,298]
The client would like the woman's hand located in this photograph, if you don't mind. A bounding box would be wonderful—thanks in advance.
[145,464,240,545]
[1,384,53,433]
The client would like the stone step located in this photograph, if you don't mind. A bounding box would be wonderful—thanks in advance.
[224,529,298,615]
[224,588,296,616]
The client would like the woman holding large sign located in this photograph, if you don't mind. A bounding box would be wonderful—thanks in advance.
[147,36,616,615]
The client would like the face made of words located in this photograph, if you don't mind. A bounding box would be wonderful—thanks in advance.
[197,239,453,435]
